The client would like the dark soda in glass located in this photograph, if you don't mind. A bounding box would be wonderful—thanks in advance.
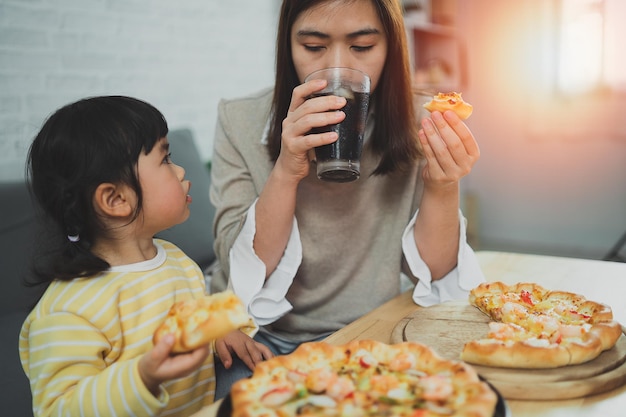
[311,89,370,182]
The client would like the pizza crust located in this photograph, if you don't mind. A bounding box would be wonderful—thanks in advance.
[153,290,251,353]
[462,338,574,369]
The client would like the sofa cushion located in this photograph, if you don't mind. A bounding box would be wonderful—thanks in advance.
[0,181,41,317]
[0,181,38,416]
[0,312,33,416]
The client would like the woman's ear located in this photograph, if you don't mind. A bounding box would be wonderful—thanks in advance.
[93,183,134,218]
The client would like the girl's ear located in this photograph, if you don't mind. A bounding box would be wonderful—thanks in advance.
[93,183,134,218]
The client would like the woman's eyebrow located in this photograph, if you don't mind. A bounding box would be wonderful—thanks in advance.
[346,28,381,39]
[295,28,380,40]
[295,29,329,39]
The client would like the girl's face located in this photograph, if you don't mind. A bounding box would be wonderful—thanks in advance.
[291,0,388,91]
[136,137,190,235]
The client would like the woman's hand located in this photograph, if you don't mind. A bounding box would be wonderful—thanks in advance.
[276,79,347,181]
[414,110,479,279]
[138,334,210,397]
[418,110,480,190]
[215,330,274,371]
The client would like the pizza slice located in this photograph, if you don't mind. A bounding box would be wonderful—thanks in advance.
[153,290,252,353]
[461,282,622,368]
[423,92,473,120]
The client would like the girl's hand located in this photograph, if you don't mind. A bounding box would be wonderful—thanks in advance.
[418,110,480,190]
[138,334,210,397]
[215,330,274,371]
[276,79,347,181]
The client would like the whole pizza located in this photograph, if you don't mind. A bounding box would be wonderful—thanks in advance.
[461,282,622,368]
[230,339,498,417]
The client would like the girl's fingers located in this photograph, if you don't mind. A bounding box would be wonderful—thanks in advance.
[151,333,175,362]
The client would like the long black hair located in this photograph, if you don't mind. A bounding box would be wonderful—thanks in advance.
[268,0,422,175]
[27,95,168,285]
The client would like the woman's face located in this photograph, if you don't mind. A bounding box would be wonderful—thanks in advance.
[291,0,388,91]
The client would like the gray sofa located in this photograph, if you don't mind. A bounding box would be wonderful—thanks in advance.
[0,180,39,417]
[0,128,216,416]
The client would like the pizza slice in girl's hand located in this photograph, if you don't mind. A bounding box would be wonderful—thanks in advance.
[153,290,252,353]
[423,92,473,119]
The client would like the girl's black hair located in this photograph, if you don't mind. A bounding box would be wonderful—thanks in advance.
[26,95,168,286]
[269,0,422,175]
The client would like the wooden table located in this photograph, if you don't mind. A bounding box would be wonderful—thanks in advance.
[193,251,626,417]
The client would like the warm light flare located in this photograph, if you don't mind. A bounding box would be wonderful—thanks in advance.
[558,0,603,94]
[604,0,626,90]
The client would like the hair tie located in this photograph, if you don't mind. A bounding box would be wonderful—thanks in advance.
[67,234,80,243]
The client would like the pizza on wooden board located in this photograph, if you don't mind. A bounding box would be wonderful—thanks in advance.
[461,282,622,368]
[230,339,498,417]
[153,290,252,353]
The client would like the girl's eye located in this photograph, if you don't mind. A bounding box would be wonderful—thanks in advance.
[163,152,172,164]
[352,45,373,52]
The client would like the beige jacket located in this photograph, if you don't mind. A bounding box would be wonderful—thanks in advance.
[209,87,481,342]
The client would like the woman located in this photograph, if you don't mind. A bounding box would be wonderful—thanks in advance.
[210,0,485,397]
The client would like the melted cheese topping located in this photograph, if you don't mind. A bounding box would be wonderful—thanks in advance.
[478,286,594,347]
[234,342,496,417]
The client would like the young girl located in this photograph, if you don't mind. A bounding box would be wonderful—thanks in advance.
[19,96,270,416]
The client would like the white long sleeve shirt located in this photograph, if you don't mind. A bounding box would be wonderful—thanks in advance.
[229,200,485,326]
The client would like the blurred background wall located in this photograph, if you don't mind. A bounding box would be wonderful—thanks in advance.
[0,0,279,179]
[1,0,624,261]
[457,0,626,260]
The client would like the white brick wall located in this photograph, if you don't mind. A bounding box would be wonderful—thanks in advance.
[0,0,279,180]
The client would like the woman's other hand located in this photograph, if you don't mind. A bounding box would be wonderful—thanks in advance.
[418,110,480,190]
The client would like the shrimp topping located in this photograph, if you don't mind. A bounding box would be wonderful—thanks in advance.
[305,368,337,394]
[420,375,454,402]
[389,352,417,371]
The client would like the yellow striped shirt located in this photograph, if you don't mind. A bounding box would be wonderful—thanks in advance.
[19,240,218,417]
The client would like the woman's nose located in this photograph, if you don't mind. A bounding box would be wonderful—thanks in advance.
[327,47,351,69]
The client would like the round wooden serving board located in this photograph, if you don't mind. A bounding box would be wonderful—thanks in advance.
[391,300,626,400]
